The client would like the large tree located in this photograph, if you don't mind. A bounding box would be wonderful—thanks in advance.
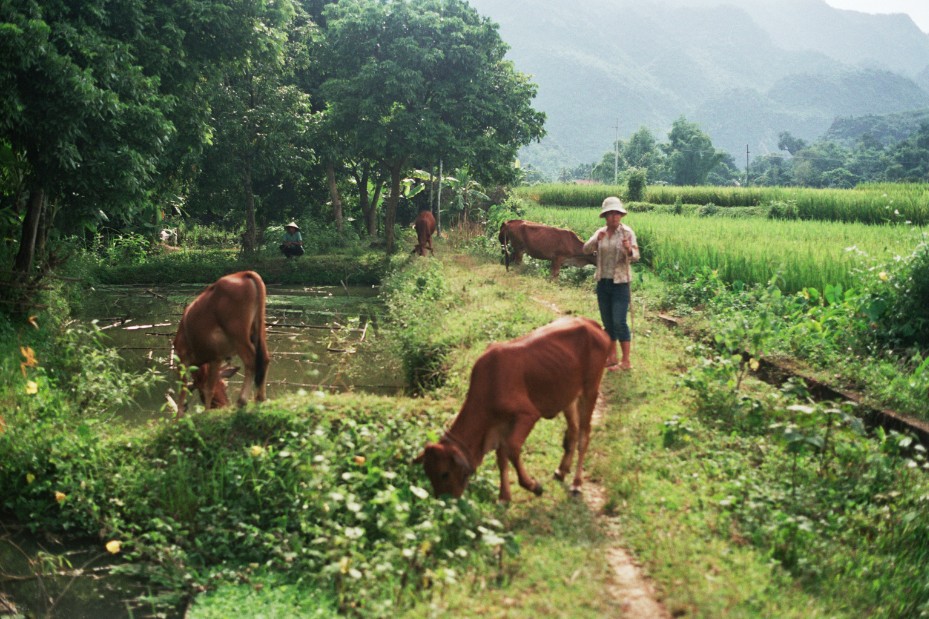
[318,0,544,252]
[663,117,728,186]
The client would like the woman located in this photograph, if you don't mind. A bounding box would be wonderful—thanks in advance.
[583,196,639,370]
[279,221,304,258]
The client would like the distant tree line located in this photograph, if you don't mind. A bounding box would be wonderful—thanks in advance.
[546,115,929,190]
[0,0,545,303]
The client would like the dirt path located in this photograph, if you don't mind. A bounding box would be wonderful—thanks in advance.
[583,394,671,619]
[531,295,670,617]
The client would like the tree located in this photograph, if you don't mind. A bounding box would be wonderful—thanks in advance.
[777,131,807,156]
[319,0,544,253]
[0,0,174,292]
[662,117,727,186]
[187,1,317,253]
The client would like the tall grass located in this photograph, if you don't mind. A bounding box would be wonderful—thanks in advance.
[524,204,927,294]
[516,183,929,225]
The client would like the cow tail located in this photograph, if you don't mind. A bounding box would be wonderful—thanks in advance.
[251,273,269,387]
[499,224,510,270]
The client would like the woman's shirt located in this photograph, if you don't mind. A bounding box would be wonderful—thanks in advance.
[583,224,639,283]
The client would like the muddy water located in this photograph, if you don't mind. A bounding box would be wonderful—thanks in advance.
[81,283,404,423]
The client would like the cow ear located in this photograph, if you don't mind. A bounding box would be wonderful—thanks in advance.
[219,365,239,379]
[413,442,436,464]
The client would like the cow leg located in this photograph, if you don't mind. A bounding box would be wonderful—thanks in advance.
[550,256,564,279]
[506,417,544,496]
[555,399,580,482]
[496,447,512,503]
[570,392,598,495]
[202,362,221,411]
[233,341,257,406]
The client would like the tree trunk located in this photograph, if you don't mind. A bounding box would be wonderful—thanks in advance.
[326,162,344,232]
[243,158,257,253]
[384,161,403,254]
[13,187,45,279]
[369,183,382,237]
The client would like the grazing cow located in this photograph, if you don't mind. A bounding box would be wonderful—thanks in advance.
[498,219,596,278]
[412,210,437,256]
[172,271,270,417]
[415,316,611,502]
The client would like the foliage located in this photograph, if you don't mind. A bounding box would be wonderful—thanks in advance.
[680,338,929,616]
[318,0,545,252]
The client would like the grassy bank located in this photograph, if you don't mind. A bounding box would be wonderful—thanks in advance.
[3,232,928,617]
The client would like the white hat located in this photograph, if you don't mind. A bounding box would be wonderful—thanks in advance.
[599,196,627,217]
[285,221,299,230]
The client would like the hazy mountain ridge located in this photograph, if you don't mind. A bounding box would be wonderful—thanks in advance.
[465,0,929,176]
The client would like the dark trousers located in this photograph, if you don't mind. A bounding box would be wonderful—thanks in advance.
[596,279,631,342]
[280,244,304,257]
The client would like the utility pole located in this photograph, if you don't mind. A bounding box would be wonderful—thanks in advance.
[436,159,443,235]
[745,144,750,186]
[613,119,620,185]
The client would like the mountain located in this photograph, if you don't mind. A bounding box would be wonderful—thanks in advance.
[464,0,929,177]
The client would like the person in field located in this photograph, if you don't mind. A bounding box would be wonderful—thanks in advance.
[583,196,640,371]
[280,221,304,258]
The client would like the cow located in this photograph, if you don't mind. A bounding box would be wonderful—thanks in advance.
[412,210,437,256]
[498,219,596,278]
[172,271,270,418]
[415,316,611,502]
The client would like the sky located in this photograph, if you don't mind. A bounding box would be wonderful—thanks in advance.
[823,0,929,33]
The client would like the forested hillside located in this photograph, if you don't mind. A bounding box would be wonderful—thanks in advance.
[465,0,929,176]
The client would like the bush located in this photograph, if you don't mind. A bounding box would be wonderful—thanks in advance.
[626,167,647,202]
[767,200,799,220]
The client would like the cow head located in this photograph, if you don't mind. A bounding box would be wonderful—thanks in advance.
[190,363,239,409]
[414,442,473,498]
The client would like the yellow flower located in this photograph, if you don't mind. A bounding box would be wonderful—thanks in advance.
[20,346,37,377]
[25,381,38,395]
[105,540,122,554]
[749,358,760,371]
[249,445,264,457]
[878,271,889,281]
[54,491,66,503]
[26,473,35,485]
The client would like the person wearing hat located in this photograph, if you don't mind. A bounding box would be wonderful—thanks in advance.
[280,221,305,258]
[583,196,639,370]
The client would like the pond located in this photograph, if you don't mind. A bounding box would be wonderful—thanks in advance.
[80,283,405,424]
[0,283,405,617]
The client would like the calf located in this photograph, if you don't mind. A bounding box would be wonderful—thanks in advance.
[412,210,437,256]
[416,317,611,502]
[498,219,596,278]
[172,271,270,417]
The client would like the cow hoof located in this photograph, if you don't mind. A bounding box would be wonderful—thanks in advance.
[553,470,565,481]
[570,485,582,497]
[532,482,544,496]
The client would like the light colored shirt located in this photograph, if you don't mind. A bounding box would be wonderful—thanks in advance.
[583,224,639,283]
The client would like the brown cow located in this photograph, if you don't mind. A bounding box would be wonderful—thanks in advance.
[172,271,270,417]
[415,316,611,502]
[498,219,596,278]
[411,210,436,256]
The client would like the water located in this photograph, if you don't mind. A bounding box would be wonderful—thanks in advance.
[80,283,405,423]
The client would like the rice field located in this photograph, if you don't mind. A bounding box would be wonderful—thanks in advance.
[524,204,928,294]
[516,182,929,225]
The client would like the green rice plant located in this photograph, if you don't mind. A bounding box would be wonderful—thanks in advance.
[515,182,929,225]
[523,205,928,294]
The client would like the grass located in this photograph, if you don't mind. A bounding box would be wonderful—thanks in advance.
[5,229,928,617]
